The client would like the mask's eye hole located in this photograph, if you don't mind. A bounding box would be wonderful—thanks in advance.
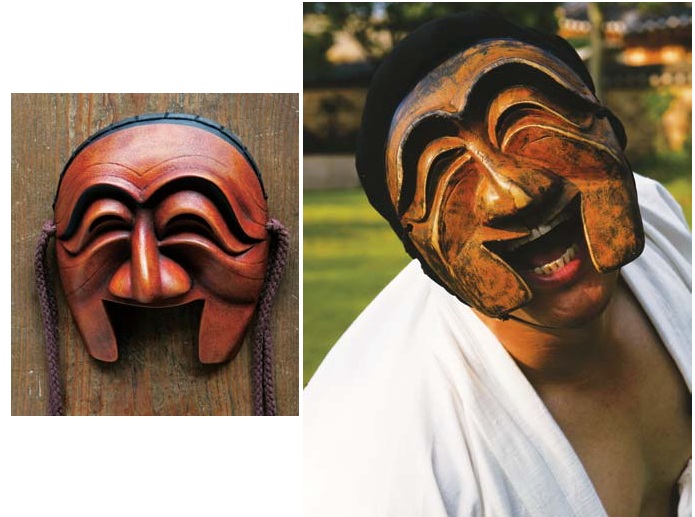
[494,103,579,148]
[161,214,216,242]
[89,215,131,235]
[399,116,461,218]
[61,198,133,254]
[429,148,464,176]
[154,190,261,255]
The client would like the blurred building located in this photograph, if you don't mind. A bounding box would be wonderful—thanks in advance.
[557,3,692,154]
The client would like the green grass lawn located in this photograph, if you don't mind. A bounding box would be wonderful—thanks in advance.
[303,189,410,385]
[303,165,691,385]
[633,151,692,226]
[661,176,691,226]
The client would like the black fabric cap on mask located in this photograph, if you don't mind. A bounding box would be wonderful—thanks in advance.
[355,11,623,242]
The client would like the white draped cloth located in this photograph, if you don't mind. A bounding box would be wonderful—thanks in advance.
[304,174,692,516]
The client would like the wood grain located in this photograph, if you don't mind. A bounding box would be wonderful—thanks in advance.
[11,93,299,416]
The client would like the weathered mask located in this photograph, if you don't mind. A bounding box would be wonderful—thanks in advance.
[386,39,644,318]
[35,113,288,415]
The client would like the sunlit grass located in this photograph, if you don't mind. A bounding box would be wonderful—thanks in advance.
[661,176,691,226]
[634,151,692,226]
[303,189,410,385]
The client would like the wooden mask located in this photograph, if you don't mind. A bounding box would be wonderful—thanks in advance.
[387,40,644,318]
[52,114,270,364]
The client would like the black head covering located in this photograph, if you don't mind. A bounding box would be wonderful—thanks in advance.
[356,11,625,243]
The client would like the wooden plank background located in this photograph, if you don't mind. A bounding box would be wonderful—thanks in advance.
[11,93,299,415]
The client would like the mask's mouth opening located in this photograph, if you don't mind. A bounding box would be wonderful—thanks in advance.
[102,299,211,363]
[485,195,584,276]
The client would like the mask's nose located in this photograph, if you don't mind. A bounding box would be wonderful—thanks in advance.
[108,210,191,303]
[467,136,559,226]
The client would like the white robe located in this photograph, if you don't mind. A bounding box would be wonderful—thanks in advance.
[304,174,692,516]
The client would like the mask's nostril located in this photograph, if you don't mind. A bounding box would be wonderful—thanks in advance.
[108,263,132,299]
[107,256,191,303]
[159,256,192,298]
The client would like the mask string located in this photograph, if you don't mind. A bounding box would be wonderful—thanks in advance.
[34,220,64,416]
[252,219,290,416]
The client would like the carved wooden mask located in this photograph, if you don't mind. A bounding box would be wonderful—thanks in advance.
[387,40,644,318]
[53,115,269,363]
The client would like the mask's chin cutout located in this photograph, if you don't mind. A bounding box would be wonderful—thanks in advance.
[101,299,254,365]
[103,300,204,362]
[69,292,259,365]
[102,300,255,364]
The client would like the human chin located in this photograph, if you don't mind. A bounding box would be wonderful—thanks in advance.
[512,267,620,329]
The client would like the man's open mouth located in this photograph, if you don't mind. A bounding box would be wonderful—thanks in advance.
[485,196,584,279]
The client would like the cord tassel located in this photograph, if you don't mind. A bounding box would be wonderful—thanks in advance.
[34,220,64,416]
[252,219,290,416]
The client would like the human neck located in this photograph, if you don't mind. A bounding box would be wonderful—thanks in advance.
[473,300,618,387]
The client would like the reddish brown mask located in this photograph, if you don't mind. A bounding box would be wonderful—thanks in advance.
[53,116,269,363]
[387,40,644,318]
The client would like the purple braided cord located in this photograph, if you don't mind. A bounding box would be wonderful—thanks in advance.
[252,219,290,416]
[34,221,64,416]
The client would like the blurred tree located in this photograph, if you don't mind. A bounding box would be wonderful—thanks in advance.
[304,2,387,73]
[587,3,604,100]
[320,94,356,144]
[383,2,560,45]
[304,30,335,84]
[620,2,691,17]
[304,2,560,79]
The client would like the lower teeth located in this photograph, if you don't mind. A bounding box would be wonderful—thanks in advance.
[532,244,578,275]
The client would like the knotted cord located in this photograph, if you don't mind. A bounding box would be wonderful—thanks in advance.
[34,220,64,416]
[251,219,290,416]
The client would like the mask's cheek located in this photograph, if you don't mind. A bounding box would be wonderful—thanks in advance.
[444,239,532,317]
[581,185,645,271]
[159,239,268,303]
[504,128,627,182]
[508,133,644,271]
[197,299,258,363]
[56,242,125,361]
[408,179,532,318]
[56,235,130,298]
[158,240,269,363]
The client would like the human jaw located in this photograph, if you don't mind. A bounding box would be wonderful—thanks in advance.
[54,123,269,363]
[510,267,621,330]
[387,39,644,320]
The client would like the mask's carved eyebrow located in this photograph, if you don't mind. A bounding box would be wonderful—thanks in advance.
[465,63,601,120]
[146,176,263,244]
[399,116,461,217]
[62,185,137,239]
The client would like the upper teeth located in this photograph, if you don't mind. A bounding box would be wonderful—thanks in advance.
[506,211,571,251]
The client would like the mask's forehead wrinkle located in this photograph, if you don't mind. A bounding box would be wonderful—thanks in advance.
[142,153,228,175]
[83,161,141,175]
